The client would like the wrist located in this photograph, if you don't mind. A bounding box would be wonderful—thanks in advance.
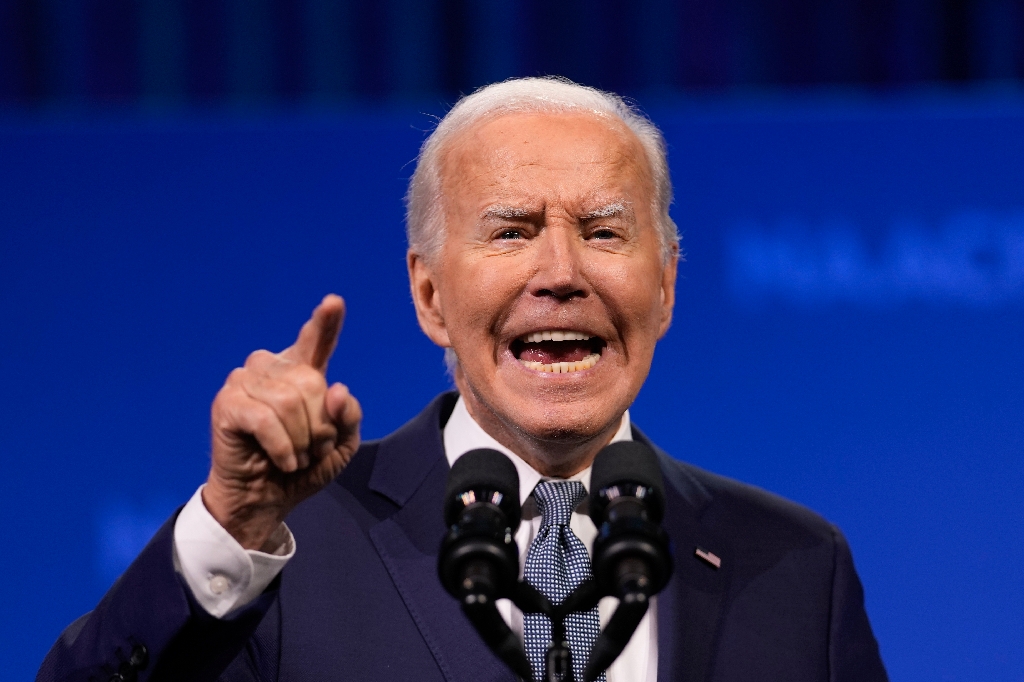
[201,480,288,551]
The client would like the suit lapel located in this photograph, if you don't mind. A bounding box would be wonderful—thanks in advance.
[367,393,517,682]
[364,401,730,682]
[634,430,731,682]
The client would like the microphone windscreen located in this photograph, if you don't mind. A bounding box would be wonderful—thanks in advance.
[590,441,664,521]
[444,448,521,530]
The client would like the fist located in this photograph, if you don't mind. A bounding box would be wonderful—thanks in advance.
[203,294,362,550]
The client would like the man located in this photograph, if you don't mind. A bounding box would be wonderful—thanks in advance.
[39,78,887,682]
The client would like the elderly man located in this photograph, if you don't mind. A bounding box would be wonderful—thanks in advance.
[39,78,887,682]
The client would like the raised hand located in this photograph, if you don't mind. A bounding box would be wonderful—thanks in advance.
[202,294,362,550]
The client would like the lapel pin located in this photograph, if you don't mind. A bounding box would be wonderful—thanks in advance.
[694,547,722,569]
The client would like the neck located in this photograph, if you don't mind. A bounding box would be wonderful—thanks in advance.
[455,378,624,479]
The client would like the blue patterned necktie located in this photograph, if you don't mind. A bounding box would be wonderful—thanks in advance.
[523,481,604,682]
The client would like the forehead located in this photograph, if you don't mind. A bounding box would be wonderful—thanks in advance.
[438,110,654,207]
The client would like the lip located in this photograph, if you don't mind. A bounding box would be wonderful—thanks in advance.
[504,327,608,375]
[503,346,604,374]
[517,355,602,375]
[512,326,605,343]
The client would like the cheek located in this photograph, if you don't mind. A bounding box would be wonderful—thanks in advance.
[442,256,527,337]
[588,261,666,351]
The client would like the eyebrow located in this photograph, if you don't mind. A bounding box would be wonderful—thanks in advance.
[579,201,633,221]
[481,205,534,220]
[480,201,634,222]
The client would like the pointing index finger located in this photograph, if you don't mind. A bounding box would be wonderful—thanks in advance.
[281,294,345,373]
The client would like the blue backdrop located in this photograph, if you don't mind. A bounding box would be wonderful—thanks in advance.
[2,92,1023,680]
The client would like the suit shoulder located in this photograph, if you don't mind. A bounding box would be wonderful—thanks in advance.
[663,455,838,546]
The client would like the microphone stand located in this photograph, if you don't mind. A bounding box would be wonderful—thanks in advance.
[463,575,650,682]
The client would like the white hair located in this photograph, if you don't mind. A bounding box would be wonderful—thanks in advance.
[404,76,679,263]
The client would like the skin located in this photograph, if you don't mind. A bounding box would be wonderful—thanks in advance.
[408,111,677,477]
[203,295,362,550]
[204,110,677,549]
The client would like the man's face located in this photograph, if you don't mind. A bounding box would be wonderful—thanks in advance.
[410,111,676,466]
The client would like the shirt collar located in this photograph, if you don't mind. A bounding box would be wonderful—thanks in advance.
[442,395,633,505]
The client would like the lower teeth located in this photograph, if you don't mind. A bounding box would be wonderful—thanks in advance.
[521,353,600,373]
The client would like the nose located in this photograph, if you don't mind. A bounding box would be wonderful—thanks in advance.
[529,224,588,301]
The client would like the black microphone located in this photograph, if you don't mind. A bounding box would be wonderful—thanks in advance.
[438,448,533,680]
[584,441,673,681]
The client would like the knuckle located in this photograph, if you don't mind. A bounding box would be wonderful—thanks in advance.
[311,421,338,443]
[267,381,300,407]
[245,349,275,367]
[251,406,278,433]
[212,384,243,414]
[348,396,363,421]
[292,365,327,392]
[226,367,247,383]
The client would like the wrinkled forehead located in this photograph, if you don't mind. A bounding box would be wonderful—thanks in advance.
[436,109,655,199]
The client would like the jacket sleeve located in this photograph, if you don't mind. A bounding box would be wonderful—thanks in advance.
[36,512,279,682]
[828,527,889,682]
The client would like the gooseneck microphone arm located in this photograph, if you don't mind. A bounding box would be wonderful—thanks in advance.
[581,441,674,682]
[438,449,536,679]
[439,443,673,682]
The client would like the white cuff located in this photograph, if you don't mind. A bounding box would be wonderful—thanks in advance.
[172,485,295,619]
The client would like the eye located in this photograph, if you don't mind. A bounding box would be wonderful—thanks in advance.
[590,227,618,240]
[498,229,523,240]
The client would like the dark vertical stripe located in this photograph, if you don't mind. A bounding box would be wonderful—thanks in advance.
[389,0,441,95]
[595,0,638,93]
[86,0,140,101]
[974,0,1021,79]
[728,0,778,85]
[941,0,972,80]
[439,0,468,95]
[227,0,273,100]
[634,0,680,92]
[776,0,818,85]
[519,0,562,80]
[184,0,227,100]
[38,0,87,102]
[273,0,305,99]
[0,1,14,102]
[0,0,46,103]
[352,0,389,97]
[890,0,941,82]
[2,0,1024,105]
[816,0,859,83]
[462,0,518,92]
[1016,0,1024,78]
[520,0,604,86]
[854,0,896,84]
[139,0,186,102]
[679,0,730,88]
[305,0,355,98]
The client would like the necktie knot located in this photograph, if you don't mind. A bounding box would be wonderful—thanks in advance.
[532,480,586,528]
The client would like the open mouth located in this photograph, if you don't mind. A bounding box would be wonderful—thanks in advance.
[510,330,606,373]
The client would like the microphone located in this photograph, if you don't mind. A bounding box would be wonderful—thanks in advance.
[584,441,673,681]
[438,449,533,680]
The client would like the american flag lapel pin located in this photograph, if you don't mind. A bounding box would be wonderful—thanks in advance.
[694,547,722,569]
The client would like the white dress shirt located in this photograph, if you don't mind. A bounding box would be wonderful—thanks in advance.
[443,397,657,682]
[173,396,656,681]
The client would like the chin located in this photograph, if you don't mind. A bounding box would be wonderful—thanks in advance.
[504,395,621,444]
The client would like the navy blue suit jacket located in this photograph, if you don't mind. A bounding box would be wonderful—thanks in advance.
[39,392,887,681]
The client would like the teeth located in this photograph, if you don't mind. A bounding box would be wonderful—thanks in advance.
[521,353,600,373]
[522,330,593,344]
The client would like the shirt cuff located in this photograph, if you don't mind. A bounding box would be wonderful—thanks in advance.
[172,485,295,619]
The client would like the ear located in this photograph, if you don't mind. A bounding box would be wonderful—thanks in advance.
[657,246,678,339]
[408,250,452,348]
